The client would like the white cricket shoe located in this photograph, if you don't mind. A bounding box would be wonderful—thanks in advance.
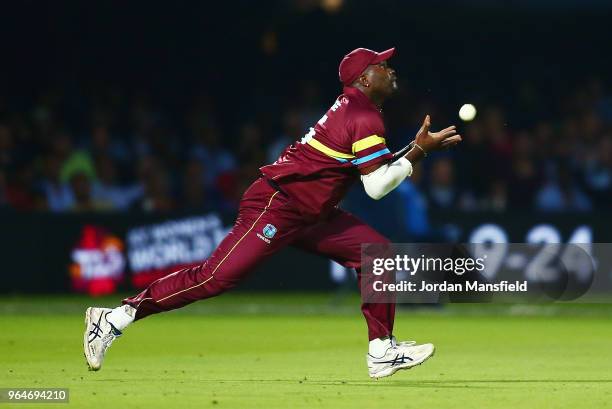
[83,307,121,371]
[367,339,435,379]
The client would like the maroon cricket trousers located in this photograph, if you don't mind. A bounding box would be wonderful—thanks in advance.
[123,177,395,340]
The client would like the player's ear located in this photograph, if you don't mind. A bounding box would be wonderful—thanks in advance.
[357,75,370,87]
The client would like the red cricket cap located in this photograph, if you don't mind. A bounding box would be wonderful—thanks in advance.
[338,47,395,86]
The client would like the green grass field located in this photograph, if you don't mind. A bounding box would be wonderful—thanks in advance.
[1,293,611,408]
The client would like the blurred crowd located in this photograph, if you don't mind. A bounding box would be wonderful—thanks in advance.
[426,79,612,214]
[0,78,610,217]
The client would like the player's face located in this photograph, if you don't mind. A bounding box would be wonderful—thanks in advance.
[366,60,398,97]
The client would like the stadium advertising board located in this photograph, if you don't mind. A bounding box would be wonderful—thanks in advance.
[0,211,610,294]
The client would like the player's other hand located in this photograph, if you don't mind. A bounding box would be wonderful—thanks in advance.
[414,115,462,153]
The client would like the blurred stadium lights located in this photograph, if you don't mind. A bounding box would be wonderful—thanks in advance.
[261,30,278,55]
[321,0,344,13]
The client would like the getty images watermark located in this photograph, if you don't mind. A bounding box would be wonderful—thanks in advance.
[371,253,527,293]
[361,243,611,303]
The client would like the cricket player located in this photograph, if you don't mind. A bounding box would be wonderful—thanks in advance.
[84,47,462,378]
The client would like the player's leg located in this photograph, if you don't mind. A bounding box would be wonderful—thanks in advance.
[84,179,302,370]
[291,208,395,340]
[121,198,297,319]
[291,208,434,378]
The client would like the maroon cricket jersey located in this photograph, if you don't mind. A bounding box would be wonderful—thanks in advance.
[260,86,393,220]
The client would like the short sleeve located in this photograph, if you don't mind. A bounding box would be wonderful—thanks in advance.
[350,112,393,171]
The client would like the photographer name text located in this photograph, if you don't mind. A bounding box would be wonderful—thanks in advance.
[373,280,528,292]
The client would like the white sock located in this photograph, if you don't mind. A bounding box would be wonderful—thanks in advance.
[106,305,136,331]
[368,337,393,358]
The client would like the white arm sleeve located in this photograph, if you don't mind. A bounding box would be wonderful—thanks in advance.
[360,157,413,200]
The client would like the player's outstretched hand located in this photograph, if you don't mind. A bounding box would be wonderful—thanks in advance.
[414,115,462,153]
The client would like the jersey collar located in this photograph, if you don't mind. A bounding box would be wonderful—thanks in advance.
[343,86,382,113]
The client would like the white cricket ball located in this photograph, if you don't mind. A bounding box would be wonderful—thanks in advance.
[459,104,477,121]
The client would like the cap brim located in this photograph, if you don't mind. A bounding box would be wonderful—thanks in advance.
[371,47,395,64]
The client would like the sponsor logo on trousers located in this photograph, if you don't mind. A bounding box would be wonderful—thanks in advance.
[256,233,271,244]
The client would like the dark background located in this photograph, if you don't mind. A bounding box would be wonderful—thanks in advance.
[0,0,610,293]
[3,1,611,129]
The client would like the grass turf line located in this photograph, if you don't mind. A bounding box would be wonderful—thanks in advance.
[1,294,611,409]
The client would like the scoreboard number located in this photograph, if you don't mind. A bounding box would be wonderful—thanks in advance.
[468,224,594,283]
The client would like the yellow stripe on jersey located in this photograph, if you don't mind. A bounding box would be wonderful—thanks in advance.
[307,138,355,159]
[352,135,386,154]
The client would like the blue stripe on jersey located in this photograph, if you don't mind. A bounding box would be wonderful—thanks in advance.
[351,148,391,165]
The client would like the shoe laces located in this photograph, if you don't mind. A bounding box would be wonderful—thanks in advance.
[386,342,419,362]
